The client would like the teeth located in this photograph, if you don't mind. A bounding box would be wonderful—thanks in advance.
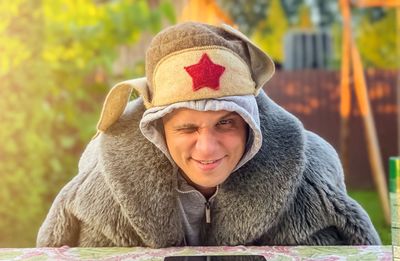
[200,160,216,164]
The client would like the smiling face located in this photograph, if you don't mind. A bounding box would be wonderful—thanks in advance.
[162,108,247,194]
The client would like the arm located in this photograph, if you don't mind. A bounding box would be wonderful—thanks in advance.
[326,190,381,245]
[299,192,381,245]
[36,181,80,247]
[37,137,103,247]
[301,132,381,245]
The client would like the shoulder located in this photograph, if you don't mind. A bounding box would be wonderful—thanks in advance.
[303,131,345,190]
[256,90,304,134]
[102,97,146,136]
[67,97,146,200]
[256,90,344,187]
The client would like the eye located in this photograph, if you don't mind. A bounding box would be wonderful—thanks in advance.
[216,119,234,130]
[217,119,233,125]
[175,127,197,134]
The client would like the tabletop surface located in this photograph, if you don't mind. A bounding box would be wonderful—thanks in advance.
[0,245,393,261]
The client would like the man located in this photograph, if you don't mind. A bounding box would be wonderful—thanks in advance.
[37,22,380,247]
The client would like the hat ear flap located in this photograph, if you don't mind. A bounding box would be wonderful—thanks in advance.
[96,77,150,133]
[220,24,275,94]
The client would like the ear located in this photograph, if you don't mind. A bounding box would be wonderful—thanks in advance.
[220,24,275,94]
[96,77,150,133]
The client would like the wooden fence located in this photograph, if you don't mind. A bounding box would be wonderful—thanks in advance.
[264,69,398,189]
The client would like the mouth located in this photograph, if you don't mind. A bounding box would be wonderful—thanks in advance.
[192,157,225,171]
[198,159,219,164]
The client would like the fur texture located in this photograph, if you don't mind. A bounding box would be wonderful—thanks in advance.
[145,22,274,103]
[36,91,380,247]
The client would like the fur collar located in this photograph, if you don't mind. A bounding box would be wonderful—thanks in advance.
[98,91,305,247]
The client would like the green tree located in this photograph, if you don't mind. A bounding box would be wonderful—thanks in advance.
[295,3,314,30]
[355,8,397,69]
[251,0,289,63]
[331,7,397,69]
[217,0,267,35]
[312,0,339,28]
[0,0,175,247]
[0,0,49,247]
[281,0,305,24]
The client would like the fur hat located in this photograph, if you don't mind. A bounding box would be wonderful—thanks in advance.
[96,22,274,133]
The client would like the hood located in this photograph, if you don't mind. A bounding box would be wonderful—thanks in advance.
[139,95,262,172]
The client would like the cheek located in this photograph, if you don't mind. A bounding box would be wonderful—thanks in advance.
[223,133,247,154]
[165,135,192,157]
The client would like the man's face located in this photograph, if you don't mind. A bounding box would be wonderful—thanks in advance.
[162,108,247,190]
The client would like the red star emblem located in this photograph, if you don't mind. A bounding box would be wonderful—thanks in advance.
[184,53,225,91]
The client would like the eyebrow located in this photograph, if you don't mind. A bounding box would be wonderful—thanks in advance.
[218,112,237,120]
[173,112,238,129]
[174,123,198,130]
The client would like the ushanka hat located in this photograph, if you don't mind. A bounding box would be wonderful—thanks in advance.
[96,22,275,170]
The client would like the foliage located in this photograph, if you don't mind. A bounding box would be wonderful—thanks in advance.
[217,0,327,35]
[309,0,339,29]
[0,0,175,247]
[251,0,289,63]
[220,0,341,33]
[217,0,267,35]
[330,7,397,70]
[355,8,397,69]
[330,20,343,69]
[295,4,314,30]
[223,0,396,69]
[280,0,305,25]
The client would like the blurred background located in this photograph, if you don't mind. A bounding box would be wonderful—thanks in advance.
[0,0,398,246]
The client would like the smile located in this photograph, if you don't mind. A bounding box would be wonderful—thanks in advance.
[192,157,225,171]
[199,160,218,164]
[193,157,224,163]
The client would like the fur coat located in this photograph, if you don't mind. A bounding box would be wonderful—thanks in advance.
[36,91,381,247]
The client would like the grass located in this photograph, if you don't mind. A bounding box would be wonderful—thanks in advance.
[348,190,391,245]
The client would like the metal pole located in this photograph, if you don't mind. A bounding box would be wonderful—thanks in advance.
[339,0,352,178]
[351,39,391,225]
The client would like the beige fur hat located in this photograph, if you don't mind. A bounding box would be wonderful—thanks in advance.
[97,22,275,132]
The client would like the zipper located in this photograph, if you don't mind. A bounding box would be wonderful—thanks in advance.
[205,201,211,224]
[204,186,219,224]
[202,190,218,244]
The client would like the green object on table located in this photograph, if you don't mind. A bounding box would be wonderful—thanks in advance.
[390,157,400,193]
[390,157,400,260]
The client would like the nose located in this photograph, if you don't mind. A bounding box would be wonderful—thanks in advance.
[195,128,219,158]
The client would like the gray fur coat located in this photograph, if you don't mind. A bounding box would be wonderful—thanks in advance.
[37,91,381,247]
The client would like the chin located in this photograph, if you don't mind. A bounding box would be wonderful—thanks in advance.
[198,177,227,188]
[190,178,217,188]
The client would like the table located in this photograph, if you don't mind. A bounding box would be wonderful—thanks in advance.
[0,245,392,260]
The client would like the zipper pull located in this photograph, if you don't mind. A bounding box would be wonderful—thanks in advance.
[205,201,211,224]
